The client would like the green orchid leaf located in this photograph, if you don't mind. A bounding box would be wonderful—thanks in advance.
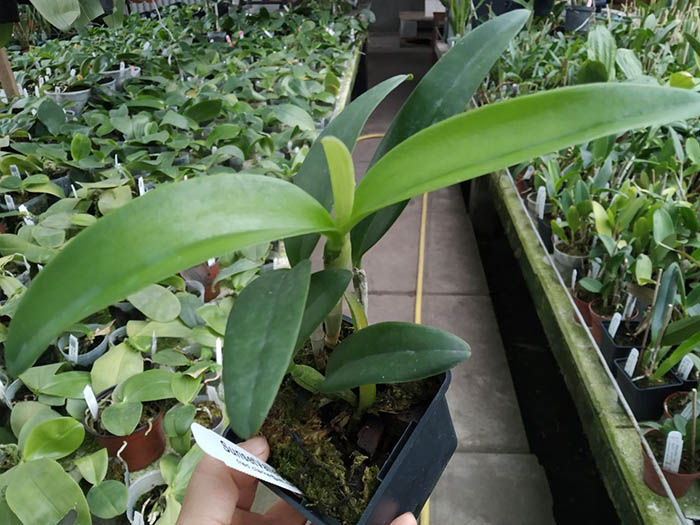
[75,448,108,486]
[272,104,315,132]
[162,110,190,130]
[28,0,80,30]
[171,373,201,405]
[37,99,66,136]
[206,124,242,147]
[10,400,60,440]
[70,133,91,161]
[349,85,700,228]
[101,402,142,436]
[322,137,355,229]
[90,342,143,395]
[651,263,681,345]
[635,254,652,285]
[653,208,675,246]
[663,316,700,346]
[6,459,90,525]
[295,268,352,352]
[5,174,337,375]
[587,25,616,81]
[118,369,175,403]
[163,404,196,437]
[350,10,530,263]
[575,60,609,84]
[87,480,127,519]
[97,185,132,215]
[152,349,191,367]
[40,371,90,399]
[172,445,204,500]
[650,330,700,381]
[321,322,470,392]
[616,49,644,80]
[285,74,410,265]
[184,100,223,123]
[23,417,84,462]
[224,261,311,439]
[127,284,181,322]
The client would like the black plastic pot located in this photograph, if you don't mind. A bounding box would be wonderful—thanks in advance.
[226,372,456,525]
[614,359,683,421]
[537,216,553,253]
[564,6,594,33]
[600,320,639,375]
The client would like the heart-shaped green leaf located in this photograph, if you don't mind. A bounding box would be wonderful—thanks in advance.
[163,404,196,437]
[75,448,108,486]
[101,402,142,436]
[127,284,181,322]
[87,480,127,519]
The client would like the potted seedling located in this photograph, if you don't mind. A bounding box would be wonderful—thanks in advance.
[57,322,113,368]
[103,63,142,91]
[126,446,203,525]
[641,400,700,498]
[614,264,685,420]
[550,182,592,279]
[564,0,594,33]
[75,448,129,522]
[45,77,93,116]
[83,369,175,471]
[8,10,700,524]
[0,403,91,524]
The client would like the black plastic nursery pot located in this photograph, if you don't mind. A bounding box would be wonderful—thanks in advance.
[536,216,553,253]
[226,372,457,525]
[600,320,639,376]
[614,359,683,421]
[564,6,594,33]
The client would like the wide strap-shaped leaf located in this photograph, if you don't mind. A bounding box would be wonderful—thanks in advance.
[29,0,80,30]
[350,10,530,263]
[294,268,352,352]
[6,174,337,375]
[285,75,410,265]
[23,417,85,462]
[320,322,470,392]
[349,85,700,226]
[224,261,311,439]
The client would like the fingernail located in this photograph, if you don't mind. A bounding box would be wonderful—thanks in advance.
[245,436,268,456]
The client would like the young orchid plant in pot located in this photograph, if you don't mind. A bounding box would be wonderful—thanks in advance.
[7,8,700,524]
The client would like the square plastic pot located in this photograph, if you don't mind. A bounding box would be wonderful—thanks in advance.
[614,359,683,421]
[600,320,639,376]
[226,372,456,525]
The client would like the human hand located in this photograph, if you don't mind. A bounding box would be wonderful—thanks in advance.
[177,436,417,525]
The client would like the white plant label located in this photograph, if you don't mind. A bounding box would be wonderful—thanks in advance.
[536,186,546,219]
[264,30,273,38]
[592,258,602,277]
[191,423,302,495]
[143,42,151,51]
[678,356,694,381]
[571,269,577,290]
[120,62,126,72]
[207,258,216,267]
[151,331,157,356]
[680,399,700,420]
[46,68,51,77]
[38,76,44,88]
[608,313,622,339]
[18,205,33,226]
[0,381,7,407]
[68,334,79,363]
[215,338,223,366]
[624,348,639,377]
[34,86,40,98]
[70,69,75,78]
[138,177,146,196]
[83,384,99,420]
[132,511,144,525]
[9,165,20,178]
[663,431,683,473]
[71,184,79,199]
[623,294,637,319]
[212,146,218,154]
[4,195,15,210]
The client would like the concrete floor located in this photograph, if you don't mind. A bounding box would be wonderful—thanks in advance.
[356,35,555,525]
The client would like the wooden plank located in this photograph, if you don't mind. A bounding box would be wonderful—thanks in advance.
[0,48,19,99]
[487,170,700,524]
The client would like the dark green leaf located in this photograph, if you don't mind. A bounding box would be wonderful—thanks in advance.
[38,99,66,136]
[87,480,127,519]
[224,261,311,438]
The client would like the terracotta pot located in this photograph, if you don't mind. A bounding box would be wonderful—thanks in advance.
[588,301,611,344]
[84,389,166,471]
[642,430,700,498]
[572,292,592,327]
[180,262,221,302]
[663,391,692,420]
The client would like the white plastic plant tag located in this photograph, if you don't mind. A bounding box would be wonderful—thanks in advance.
[622,293,635,319]
[624,348,639,377]
[0,381,7,407]
[168,53,172,66]
[137,177,146,196]
[68,334,79,363]
[264,30,273,38]
[591,258,602,278]
[536,186,546,219]
[71,184,79,199]
[151,331,157,356]
[83,384,99,420]
[608,313,622,338]
[143,42,151,51]
[69,69,76,78]
[678,356,694,381]
[37,264,42,271]
[38,76,44,88]
[132,511,144,525]
[207,258,216,267]
[215,338,223,366]
[9,165,20,178]
[4,195,15,211]
[114,154,120,167]
[571,269,577,290]
[680,399,700,420]
[212,146,218,154]
[191,423,303,495]
[46,67,51,76]
[18,204,33,225]
[183,175,188,182]
[120,62,126,72]
[663,431,683,473]
[34,86,40,98]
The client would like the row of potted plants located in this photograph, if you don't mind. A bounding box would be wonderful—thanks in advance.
[489,1,700,500]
